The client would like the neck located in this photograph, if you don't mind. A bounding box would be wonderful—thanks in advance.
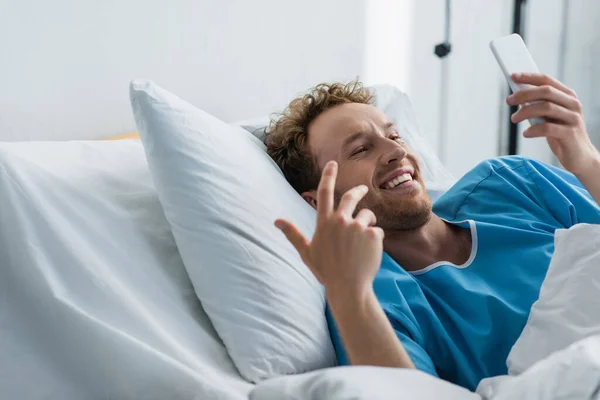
[383,214,472,272]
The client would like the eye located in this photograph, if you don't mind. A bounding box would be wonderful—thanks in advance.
[351,147,367,156]
[390,135,404,143]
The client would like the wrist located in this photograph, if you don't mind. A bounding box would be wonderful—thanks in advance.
[326,283,375,314]
[574,151,600,181]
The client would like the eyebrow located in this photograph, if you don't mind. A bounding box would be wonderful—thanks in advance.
[341,131,367,154]
[341,122,396,153]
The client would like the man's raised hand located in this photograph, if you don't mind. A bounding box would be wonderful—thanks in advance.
[275,160,384,298]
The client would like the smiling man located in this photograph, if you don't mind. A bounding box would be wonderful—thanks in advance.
[266,75,600,390]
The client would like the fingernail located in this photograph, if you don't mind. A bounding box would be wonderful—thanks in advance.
[506,95,514,104]
[274,220,282,229]
[360,185,368,192]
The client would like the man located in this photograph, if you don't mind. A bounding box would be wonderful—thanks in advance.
[266,73,600,390]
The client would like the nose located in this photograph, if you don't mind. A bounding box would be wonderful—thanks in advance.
[379,140,407,165]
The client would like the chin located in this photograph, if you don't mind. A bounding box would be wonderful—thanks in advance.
[370,190,433,231]
[394,208,432,231]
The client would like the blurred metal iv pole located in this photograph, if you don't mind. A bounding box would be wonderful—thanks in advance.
[507,0,528,155]
[434,0,452,165]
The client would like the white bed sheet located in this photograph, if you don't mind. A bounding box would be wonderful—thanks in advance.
[0,140,252,399]
[6,138,599,400]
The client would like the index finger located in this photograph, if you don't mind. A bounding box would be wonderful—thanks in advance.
[317,161,337,220]
[512,73,576,97]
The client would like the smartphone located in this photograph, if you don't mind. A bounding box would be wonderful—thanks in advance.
[490,33,544,125]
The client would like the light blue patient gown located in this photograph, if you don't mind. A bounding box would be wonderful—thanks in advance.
[326,156,600,390]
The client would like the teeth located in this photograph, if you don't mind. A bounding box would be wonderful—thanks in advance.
[385,173,412,189]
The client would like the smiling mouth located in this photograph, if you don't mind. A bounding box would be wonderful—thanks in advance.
[380,172,414,189]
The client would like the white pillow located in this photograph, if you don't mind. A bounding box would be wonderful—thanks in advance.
[130,80,334,382]
[507,223,600,375]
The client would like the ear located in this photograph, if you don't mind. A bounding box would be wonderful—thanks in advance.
[301,190,318,210]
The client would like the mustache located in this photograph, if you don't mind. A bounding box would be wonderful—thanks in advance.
[376,155,422,183]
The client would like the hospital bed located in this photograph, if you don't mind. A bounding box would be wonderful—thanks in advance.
[0,136,466,399]
[2,84,600,400]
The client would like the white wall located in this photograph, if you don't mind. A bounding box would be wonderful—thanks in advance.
[0,0,366,141]
[363,0,414,94]
[561,0,600,149]
[518,0,564,165]
[372,0,596,177]
[507,0,600,166]
[3,0,596,176]
[403,0,513,177]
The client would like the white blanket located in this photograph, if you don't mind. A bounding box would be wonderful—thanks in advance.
[251,366,478,400]
[508,223,600,374]
[478,223,600,400]
[251,224,600,400]
[477,335,600,400]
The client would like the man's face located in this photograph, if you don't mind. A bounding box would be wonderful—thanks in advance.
[304,103,432,231]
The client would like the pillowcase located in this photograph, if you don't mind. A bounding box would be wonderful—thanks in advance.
[506,223,600,375]
[130,80,334,382]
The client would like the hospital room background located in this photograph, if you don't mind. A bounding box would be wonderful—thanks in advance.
[2,0,599,176]
[2,0,600,399]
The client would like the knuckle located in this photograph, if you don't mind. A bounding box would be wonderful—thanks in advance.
[318,187,332,198]
[541,85,553,96]
[341,190,355,201]
[573,99,583,112]
[335,213,349,225]
[542,101,553,112]
[368,227,384,240]
[350,220,364,232]
[366,209,377,221]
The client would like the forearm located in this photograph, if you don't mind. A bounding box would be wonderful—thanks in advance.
[327,287,415,369]
[575,154,600,207]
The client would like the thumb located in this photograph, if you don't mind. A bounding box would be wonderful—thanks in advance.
[274,219,310,262]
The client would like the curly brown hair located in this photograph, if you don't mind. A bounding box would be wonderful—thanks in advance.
[264,79,374,194]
